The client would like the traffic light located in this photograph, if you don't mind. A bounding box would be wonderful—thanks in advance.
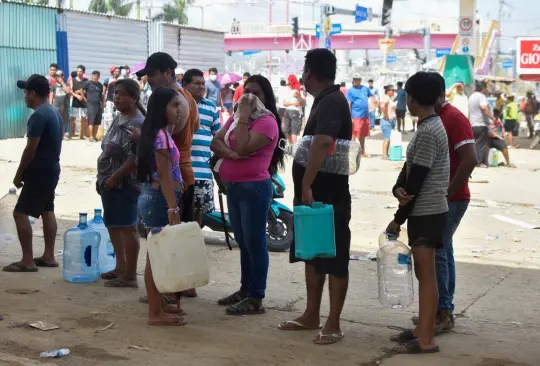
[292,16,299,38]
[381,0,393,26]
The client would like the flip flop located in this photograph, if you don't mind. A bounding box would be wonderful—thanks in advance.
[148,316,187,327]
[394,339,440,354]
[33,257,59,268]
[313,331,345,345]
[278,320,322,331]
[139,294,177,304]
[163,306,186,316]
[100,270,119,280]
[104,278,138,288]
[390,329,417,343]
[3,262,38,273]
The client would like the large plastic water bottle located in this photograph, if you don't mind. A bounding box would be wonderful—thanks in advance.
[0,188,19,248]
[293,136,362,175]
[89,209,116,274]
[63,212,101,283]
[377,233,414,309]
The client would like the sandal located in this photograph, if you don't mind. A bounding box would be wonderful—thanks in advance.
[225,298,265,316]
[139,294,177,304]
[3,262,38,273]
[217,291,247,306]
[33,257,59,268]
[394,339,439,354]
[278,320,322,331]
[104,278,138,288]
[313,331,345,345]
[390,329,416,343]
[148,316,187,327]
[100,270,119,280]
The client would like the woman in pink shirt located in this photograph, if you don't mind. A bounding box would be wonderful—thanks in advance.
[211,75,285,316]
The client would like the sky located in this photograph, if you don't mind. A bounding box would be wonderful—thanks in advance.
[71,0,540,49]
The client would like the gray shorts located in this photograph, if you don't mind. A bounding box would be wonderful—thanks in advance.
[283,109,302,135]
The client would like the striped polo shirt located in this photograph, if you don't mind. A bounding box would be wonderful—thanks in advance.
[406,115,450,216]
[191,97,221,181]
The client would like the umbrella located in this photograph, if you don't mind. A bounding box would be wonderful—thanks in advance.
[218,72,242,85]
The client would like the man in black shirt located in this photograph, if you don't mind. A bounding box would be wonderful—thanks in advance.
[85,70,104,142]
[279,49,352,345]
[3,75,63,273]
[69,65,89,139]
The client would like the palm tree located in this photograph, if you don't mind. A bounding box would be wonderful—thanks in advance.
[153,0,194,25]
[88,0,134,17]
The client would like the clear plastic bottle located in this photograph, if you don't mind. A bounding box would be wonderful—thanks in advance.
[377,233,414,309]
[0,188,19,248]
[378,228,408,247]
[89,209,116,274]
[63,212,101,283]
[293,136,362,175]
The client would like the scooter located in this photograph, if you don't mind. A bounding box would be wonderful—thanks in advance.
[202,174,294,252]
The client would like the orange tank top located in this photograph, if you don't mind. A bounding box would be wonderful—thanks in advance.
[172,85,199,186]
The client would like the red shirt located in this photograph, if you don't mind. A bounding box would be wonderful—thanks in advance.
[438,102,475,202]
[233,84,244,103]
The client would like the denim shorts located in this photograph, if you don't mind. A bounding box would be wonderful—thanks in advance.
[100,183,140,228]
[138,184,182,229]
[380,119,396,140]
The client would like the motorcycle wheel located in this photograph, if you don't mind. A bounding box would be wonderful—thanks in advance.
[266,210,294,252]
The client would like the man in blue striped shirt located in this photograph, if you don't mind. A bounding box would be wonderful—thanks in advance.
[183,69,221,227]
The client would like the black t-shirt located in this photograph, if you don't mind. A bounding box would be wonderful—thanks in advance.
[292,85,352,203]
[24,104,63,184]
[104,77,118,102]
[85,81,103,105]
[72,78,89,108]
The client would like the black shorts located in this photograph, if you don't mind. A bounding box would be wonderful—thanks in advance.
[290,197,352,278]
[504,119,517,133]
[87,103,103,126]
[15,181,57,218]
[180,184,195,222]
[489,137,507,151]
[407,213,447,249]
[396,109,406,119]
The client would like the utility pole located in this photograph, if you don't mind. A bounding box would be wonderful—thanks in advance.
[492,0,505,76]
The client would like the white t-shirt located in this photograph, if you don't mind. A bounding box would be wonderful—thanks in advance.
[284,88,302,112]
[469,92,490,127]
[277,86,289,108]
[451,92,469,118]
[381,94,397,120]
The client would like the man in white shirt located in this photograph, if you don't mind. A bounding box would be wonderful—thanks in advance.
[468,81,494,167]
[446,82,469,118]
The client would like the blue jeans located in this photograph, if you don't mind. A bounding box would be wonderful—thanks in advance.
[226,179,272,299]
[369,111,376,129]
[137,184,182,229]
[436,200,469,312]
[380,119,396,140]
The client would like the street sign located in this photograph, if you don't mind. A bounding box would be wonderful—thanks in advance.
[387,55,397,63]
[516,37,540,75]
[501,60,513,69]
[243,50,261,56]
[459,16,473,36]
[315,23,342,38]
[435,48,451,58]
[355,5,368,23]
[378,38,396,53]
[462,46,469,53]
[325,37,332,50]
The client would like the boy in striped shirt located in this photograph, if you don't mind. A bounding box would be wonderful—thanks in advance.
[183,69,221,226]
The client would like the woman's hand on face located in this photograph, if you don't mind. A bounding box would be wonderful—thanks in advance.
[237,95,254,119]
[168,211,181,226]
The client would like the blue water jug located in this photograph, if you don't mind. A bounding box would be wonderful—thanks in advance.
[389,146,402,161]
[294,202,335,260]
[63,212,101,283]
[89,209,116,274]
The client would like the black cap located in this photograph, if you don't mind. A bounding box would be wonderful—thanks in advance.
[17,74,50,96]
[136,52,177,78]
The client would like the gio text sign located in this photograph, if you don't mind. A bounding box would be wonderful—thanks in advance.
[517,38,540,75]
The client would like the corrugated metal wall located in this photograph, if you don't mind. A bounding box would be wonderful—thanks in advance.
[162,25,225,72]
[56,13,69,76]
[0,2,57,139]
[65,11,148,78]
[148,21,163,56]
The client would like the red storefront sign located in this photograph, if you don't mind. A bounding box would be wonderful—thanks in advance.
[517,38,540,76]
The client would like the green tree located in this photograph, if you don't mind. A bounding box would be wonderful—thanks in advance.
[22,0,50,4]
[88,0,134,17]
[154,0,194,25]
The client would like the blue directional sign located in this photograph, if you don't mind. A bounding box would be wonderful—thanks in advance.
[462,46,470,53]
[315,24,342,38]
[243,50,261,56]
[325,37,332,50]
[435,48,451,58]
[501,60,513,69]
[355,5,368,23]
[387,55,397,63]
